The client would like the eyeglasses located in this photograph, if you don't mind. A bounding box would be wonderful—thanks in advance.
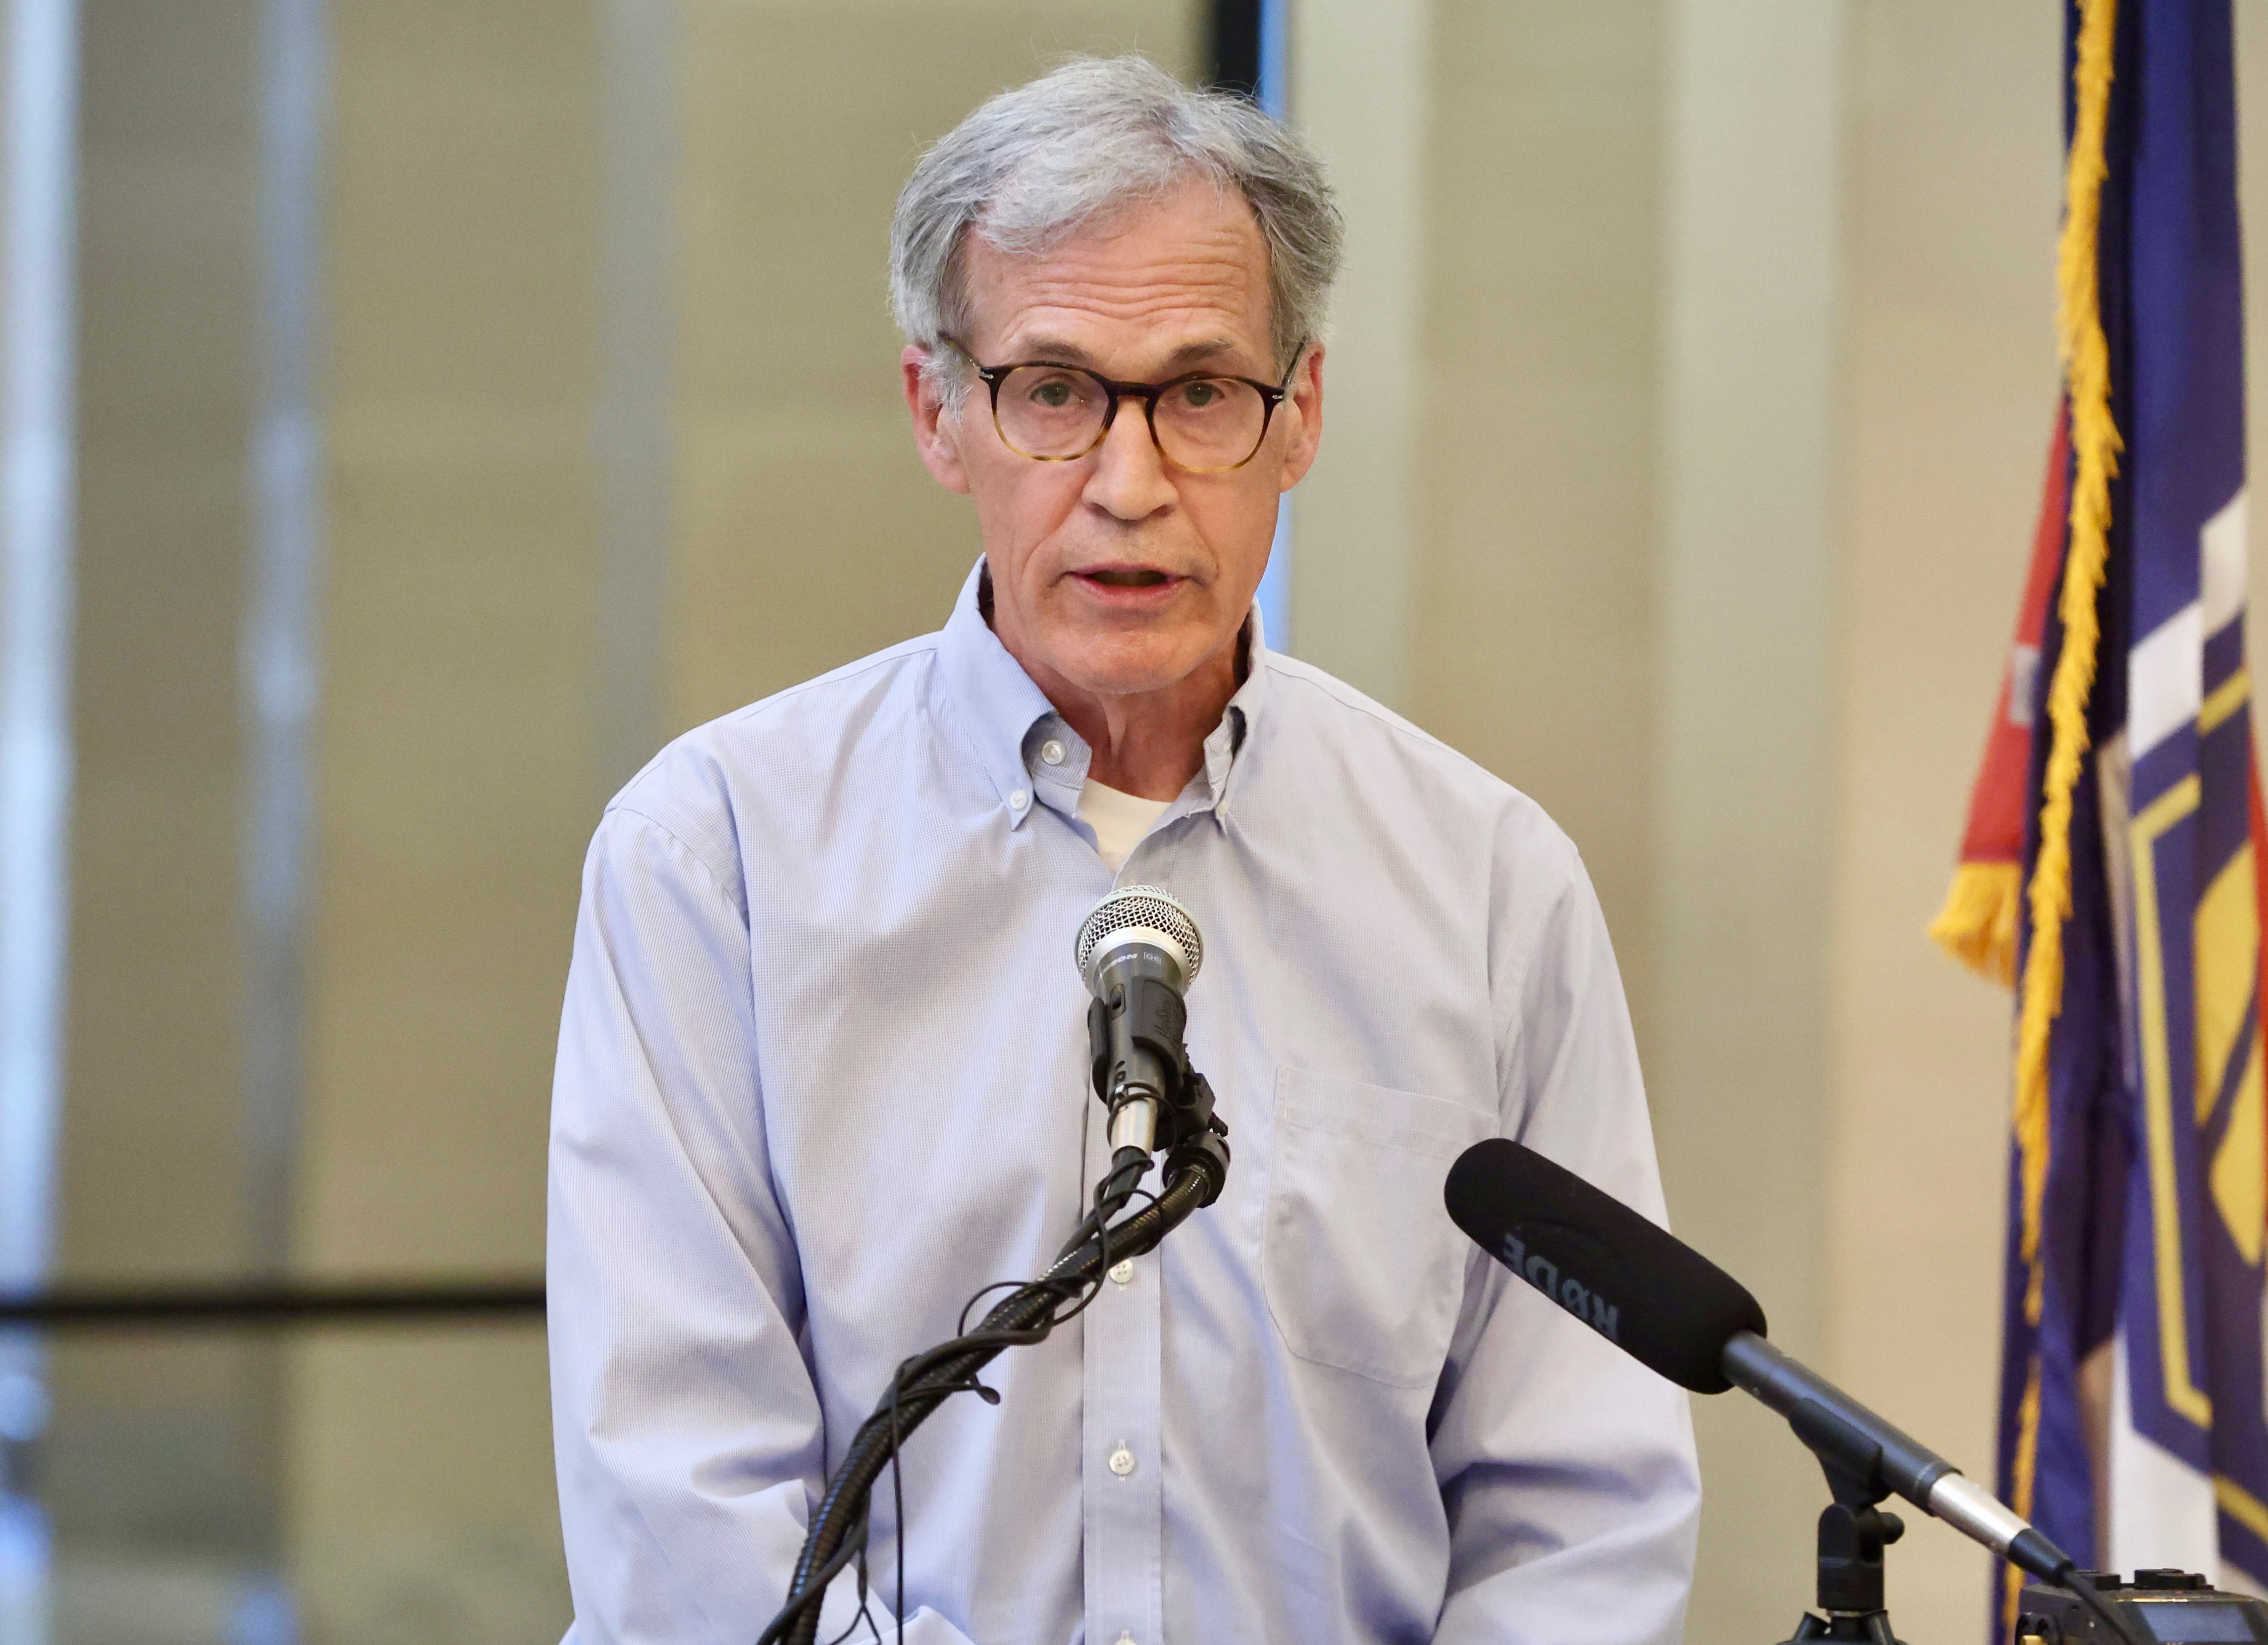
[947,340,1300,474]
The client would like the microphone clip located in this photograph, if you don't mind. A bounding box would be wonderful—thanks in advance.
[1086,977,1229,1172]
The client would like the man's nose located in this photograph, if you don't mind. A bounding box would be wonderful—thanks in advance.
[1082,395,1177,521]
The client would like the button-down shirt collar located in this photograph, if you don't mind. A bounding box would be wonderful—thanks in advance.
[937,559,1264,835]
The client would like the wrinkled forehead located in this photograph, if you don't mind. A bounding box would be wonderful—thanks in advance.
[959,180,1276,376]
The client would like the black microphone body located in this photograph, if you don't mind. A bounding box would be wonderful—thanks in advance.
[1074,887,1222,1159]
[1444,1138,2071,1584]
[1087,944,1187,1133]
[1444,1136,1763,1394]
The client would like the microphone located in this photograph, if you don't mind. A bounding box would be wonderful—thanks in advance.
[1443,1138,2075,1585]
[1073,886,1204,1156]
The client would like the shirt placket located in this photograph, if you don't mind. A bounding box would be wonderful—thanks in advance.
[1083,1123,1164,1645]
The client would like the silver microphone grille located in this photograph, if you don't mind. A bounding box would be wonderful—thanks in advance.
[1073,885,1204,994]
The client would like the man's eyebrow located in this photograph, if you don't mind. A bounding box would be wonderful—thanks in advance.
[1159,338,1253,374]
[1005,335,1099,366]
[1000,335,1259,376]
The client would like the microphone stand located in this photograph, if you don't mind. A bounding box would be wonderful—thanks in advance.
[762,1130,1229,1645]
[1777,1452,1910,1645]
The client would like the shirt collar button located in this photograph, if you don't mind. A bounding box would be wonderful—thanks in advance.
[1040,738,1067,767]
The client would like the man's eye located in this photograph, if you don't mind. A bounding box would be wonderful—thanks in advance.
[1182,381,1222,408]
[1031,380,1076,409]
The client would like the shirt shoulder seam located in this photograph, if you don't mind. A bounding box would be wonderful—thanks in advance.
[1261,656,1494,774]
[605,635,945,826]
[708,634,940,733]
[602,801,744,914]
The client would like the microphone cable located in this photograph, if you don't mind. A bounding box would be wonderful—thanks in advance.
[864,1158,1161,1642]
[2059,1567,2154,1645]
[758,1138,1225,1645]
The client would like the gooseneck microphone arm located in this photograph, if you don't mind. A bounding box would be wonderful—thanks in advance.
[759,1139,1227,1645]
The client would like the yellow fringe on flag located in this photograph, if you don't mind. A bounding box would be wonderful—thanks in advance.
[2003,1359,2046,1634]
[2015,0,2121,1328]
[1929,861,2022,985]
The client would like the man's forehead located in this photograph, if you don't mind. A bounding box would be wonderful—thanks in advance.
[963,184,1273,367]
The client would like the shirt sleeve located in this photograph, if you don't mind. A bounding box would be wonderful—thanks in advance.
[1426,817,1702,1645]
[548,806,975,1645]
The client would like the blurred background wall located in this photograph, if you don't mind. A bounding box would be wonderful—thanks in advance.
[10,1,2267,1642]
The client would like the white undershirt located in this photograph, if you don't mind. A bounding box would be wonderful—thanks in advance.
[1078,777,1172,874]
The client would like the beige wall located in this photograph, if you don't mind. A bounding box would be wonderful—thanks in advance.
[287,0,602,1630]
[1655,1,1847,1633]
[1289,0,1428,712]
[1407,2,1664,1027]
[1828,4,2060,1637]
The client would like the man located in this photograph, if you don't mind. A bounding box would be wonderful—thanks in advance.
[550,56,1698,1645]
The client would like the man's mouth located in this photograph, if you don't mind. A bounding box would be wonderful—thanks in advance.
[1076,566,1175,589]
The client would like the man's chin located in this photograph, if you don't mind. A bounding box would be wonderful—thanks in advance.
[1044,636,1213,702]
[1061,665,1191,700]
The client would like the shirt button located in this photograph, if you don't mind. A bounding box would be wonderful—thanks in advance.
[1009,788,1029,811]
[1108,1258,1133,1287]
[1107,1444,1136,1477]
[1040,738,1067,766]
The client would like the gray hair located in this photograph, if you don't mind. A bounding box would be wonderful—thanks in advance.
[889,56,1341,404]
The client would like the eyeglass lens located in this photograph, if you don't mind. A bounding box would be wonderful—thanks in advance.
[993,366,1268,471]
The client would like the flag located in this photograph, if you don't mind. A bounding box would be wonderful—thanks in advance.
[1929,0,2268,1628]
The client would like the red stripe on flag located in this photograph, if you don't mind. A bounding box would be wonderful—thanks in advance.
[1957,403,2072,868]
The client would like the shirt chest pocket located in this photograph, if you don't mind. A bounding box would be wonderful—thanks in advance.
[1260,1067,1495,1389]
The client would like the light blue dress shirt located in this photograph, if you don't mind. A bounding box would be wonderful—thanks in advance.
[548,560,1700,1645]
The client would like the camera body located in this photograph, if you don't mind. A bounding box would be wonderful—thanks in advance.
[2018,1569,2268,1642]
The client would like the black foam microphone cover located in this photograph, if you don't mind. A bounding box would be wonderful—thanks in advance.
[1444,1137,1767,1395]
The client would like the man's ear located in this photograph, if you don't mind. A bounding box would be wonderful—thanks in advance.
[1277,342,1325,493]
[903,345,973,495]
